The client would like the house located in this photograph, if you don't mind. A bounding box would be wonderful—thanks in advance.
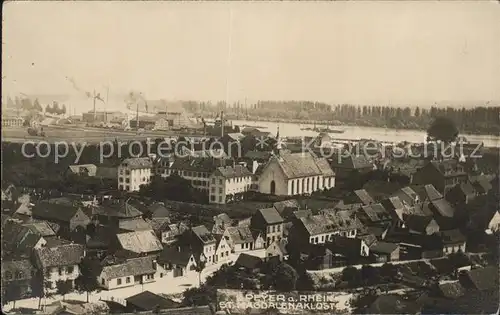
[387,233,443,260]
[290,211,358,246]
[222,225,255,252]
[94,199,143,228]
[439,229,466,254]
[2,259,35,299]
[34,243,85,293]
[296,243,338,270]
[357,203,392,227]
[329,154,374,184]
[32,201,90,234]
[115,230,163,255]
[23,221,57,238]
[189,225,217,265]
[273,199,300,219]
[328,235,370,258]
[257,152,335,196]
[97,256,157,290]
[345,189,375,206]
[381,196,408,228]
[158,222,189,244]
[446,182,477,205]
[159,156,226,193]
[157,245,197,278]
[250,208,284,247]
[392,186,421,207]
[214,235,232,263]
[66,164,98,177]
[125,291,180,312]
[2,115,24,127]
[404,215,440,235]
[459,266,499,291]
[209,165,253,204]
[429,198,456,218]
[265,239,289,261]
[2,219,48,257]
[412,159,468,195]
[413,184,444,202]
[212,213,234,235]
[117,157,153,192]
[369,242,400,262]
[234,253,263,272]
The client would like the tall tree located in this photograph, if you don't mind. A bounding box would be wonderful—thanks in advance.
[75,257,101,302]
[427,116,459,143]
[55,280,72,301]
[33,98,43,112]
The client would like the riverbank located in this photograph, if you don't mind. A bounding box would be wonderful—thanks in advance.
[228,115,499,137]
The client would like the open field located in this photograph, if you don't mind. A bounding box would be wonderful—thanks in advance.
[1,126,200,144]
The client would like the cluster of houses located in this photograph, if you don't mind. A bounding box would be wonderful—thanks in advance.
[2,159,498,302]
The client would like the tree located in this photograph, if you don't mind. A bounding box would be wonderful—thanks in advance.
[414,106,420,118]
[271,262,299,291]
[341,266,362,287]
[75,257,101,302]
[427,116,459,143]
[194,260,206,287]
[360,265,380,285]
[30,271,45,309]
[55,280,73,300]
[3,282,22,309]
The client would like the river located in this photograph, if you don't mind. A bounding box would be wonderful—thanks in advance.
[233,120,500,147]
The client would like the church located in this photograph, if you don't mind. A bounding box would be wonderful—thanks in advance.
[257,135,336,196]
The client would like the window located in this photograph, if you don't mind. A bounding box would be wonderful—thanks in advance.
[212,178,216,184]
[160,273,163,278]
[67,266,74,274]
[315,237,319,243]
[219,179,223,185]
[125,170,130,175]
[219,188,223,194]
[119,177,123,182]
[321,235,325,242]
[277,225,281,232]
[221,252,224,257]
[272,225,275,233]
[117,278,122,285]
[125,178,130,183]
[219,196,222,202]
[211,195,216,201]
[126,277,130,283]
[102,278,105,285]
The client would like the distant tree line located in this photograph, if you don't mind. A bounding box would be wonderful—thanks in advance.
[5,96,67,115]
[182,100,500,135]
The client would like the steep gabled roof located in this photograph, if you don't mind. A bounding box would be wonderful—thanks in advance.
[257,208,284,225]
[116,230,163,254]
[158,246,194,266]
[191,225,216,244]
[32,201,82,223]
[100,256,156,280]
[213,165,252,178]
[274,152,334,179]
[34,243,85,268]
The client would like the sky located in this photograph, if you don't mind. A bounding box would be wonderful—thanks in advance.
[2,1,500,113]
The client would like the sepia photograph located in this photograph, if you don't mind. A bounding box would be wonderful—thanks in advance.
[1,1,499,314]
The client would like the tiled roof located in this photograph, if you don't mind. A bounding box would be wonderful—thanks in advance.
[23,221,56,237]
[395,187,420,206]
[116,230,163,254]
[95,200,142,218]
[149,203,171,218]
[430,159,467,177]
[126,291,180,311]
[170,156,227,173]
[299,211,358,236]
[225,226,254,244]
[292,210,313,220]
[273,199,300,214]
[258,208,284,224]
[100,256,155,280]
[370,241,399,254]
[158,246,194,266]
[213,165,252,178]
[32,201,82,222]
[67,164,97,176]
[120,157,153,169]
[244,150,272,161]
[353,189,375,205]
[431,199,455,217]
[146,217,171,233]
[462,266,499,291]
[330,154,373,169]
[235,253,263,269]
[360,203,391,223]
[420,184,444,201]
[438,281,465,299]
[404,214,435,233]
[191,225,216,244]
[34,243,84,268]
[118,218,153,232]
[275,152,335,179]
